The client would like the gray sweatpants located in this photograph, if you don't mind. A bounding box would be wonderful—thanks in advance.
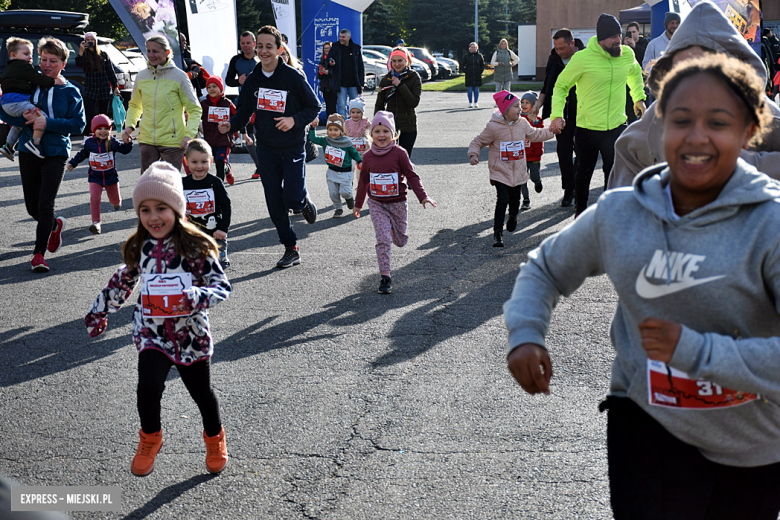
[326,168,353,210]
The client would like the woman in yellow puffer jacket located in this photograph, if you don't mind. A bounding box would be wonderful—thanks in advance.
[122,35,202,172]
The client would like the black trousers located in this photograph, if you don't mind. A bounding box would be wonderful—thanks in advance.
[494,181,521,232]
[18,153,67,255]
[398,130,417,158]
[137,348,222,437]
[84,97,111,133]
[606,396,780,520]
[322,90,337,119]
[556,118,576,191]
[574,125,625,210]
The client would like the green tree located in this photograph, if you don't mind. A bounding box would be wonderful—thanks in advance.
[407,0,489,60]
[483,0,535,53]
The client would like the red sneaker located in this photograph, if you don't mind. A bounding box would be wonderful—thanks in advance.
[47,217,66,253]
[31,253,49,272]
[251,170,260,180]
[203,427,228,474]
[131,429,163,476]
[225,164,235,186]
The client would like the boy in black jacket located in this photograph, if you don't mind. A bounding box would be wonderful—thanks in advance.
[218,25,321,269]
[0,37,65,160]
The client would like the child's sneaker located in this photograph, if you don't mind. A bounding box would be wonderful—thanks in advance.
[378,275,392,294]
[131,429,163,476]
[24,141,44,159]
[89,222,101,235]
[219,251,230,268]
[333,209,344,218]
[47,217,66,253]
[225,163,235,185]
[506,214,518,232]
[534,181,543,193]
[203,427,228,474]
[251,169,261,180]
[276,245,300,268]
[31,253,49,272]
[520,200,531,211]
[493,231,504,247]
[345,197,354,209]
[0,143,14,161]
[113,203,122,211]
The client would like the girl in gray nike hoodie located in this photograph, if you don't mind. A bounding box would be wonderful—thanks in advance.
[505,55,780,517]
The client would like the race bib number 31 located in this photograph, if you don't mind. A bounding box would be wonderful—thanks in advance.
[500,141,524,161]
[257,88,287,113]
[141,273,192,318]
[207,106,230,123]
[647,360,759,409]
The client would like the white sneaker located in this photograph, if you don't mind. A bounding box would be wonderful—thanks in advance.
[89,222,101,235]
[468,102,473,108]
[24,141,44,158]
[474,103,480,108]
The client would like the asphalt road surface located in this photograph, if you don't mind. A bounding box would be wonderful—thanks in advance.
[0,92,621,519]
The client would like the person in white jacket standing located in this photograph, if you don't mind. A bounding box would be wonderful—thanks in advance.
[490,39,519,92]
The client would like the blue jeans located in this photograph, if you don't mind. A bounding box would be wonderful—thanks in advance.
[256,142,309,247]
[338,86,360,117]
[467,86,480,104]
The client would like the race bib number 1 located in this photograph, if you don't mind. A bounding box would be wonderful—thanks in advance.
[647,360,759,409]
[207,106,230,123]
[257,88,287,113]
[141,273,192,318]
[500,141,524,161]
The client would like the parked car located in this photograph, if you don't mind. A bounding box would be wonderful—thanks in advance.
[362,46,430,81]
[434,55,459,76]
[436,61,452,79]
[406,47,439,79]
[0,10,138,111]
[361,51,388,91]
[122,47,148,72]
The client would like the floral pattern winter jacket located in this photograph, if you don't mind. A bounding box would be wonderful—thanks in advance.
[85,237,231,365]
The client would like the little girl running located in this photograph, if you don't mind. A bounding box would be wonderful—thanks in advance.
[84,161,232,476]
[354,111,436,294]
[67,114,133,234]
[345,97,371,158]
[468,90,555,247]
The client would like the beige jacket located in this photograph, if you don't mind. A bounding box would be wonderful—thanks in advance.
[468,111,554,187]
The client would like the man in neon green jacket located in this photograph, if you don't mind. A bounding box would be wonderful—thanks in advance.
[122,35,202,172]
[551,13,646,215]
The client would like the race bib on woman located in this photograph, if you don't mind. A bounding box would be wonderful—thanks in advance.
[325,146,346,167]
[257,88,287,113]
[369,172,399,197]
[183,189,215,216]
[89,152,114,171]
[207,106,230,123]
[647,360,759,409]
[500,141,524,161]
[141,273,192,318]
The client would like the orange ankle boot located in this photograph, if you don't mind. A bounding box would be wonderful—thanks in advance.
[203,427,228,474]
[131,429,163,476]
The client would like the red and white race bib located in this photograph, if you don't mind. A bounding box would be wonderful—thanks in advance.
[257,88,287,113]
[370,172,399,197]
[207,106,230,123]
[500,141,524,161]
[325,146,346,167]
[183,189,216,217]
[647,360,759,409]
[349,137,368,153]
[89,152,114,171]
[141,273,192,318]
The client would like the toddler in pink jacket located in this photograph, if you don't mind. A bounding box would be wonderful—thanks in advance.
[468,90,556,247]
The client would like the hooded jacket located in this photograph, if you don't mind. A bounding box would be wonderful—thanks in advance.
[374,69,422,133]
[467,111,553,187]
[125,58,202,148]
[68,135,133,185]
[200,94,236,148]
[551,35,645,131]
[609,1,780,189]
[505,159,780,467]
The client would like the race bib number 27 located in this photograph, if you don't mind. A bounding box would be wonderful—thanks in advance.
[647,360,759,409]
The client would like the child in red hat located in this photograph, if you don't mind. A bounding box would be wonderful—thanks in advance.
[200,76,250,185]
[67,114,133,235]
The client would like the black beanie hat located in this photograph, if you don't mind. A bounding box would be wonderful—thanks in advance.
[597,13,621,41]
[664,12,681,30]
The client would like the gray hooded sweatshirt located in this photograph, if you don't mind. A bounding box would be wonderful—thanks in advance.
[608,1,780,190]
[505,159,780,467]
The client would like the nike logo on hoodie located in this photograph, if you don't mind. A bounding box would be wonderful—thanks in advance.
[635,250,725,299]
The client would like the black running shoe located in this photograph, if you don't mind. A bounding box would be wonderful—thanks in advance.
[378,275,392,294]
[301,198,317,224]
[534,181,543,193]
[493,231,504,247]
[345,197,354,209]
[561,189,575,207]
[506,214,517,232]
[276,246,301,268]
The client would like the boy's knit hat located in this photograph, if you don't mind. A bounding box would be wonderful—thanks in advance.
[91,114,111,133]
[520,91,538,106]
[493,90,520,115]
[371,111,396,135]
[206,75,224,93]
[133,161,186,217]
[326,113,345,131]
[347,97,365,114]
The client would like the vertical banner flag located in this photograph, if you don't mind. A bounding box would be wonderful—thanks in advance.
[108,0,183,69]
[687,0,762,55]
[184,0,237,88]
[271,0,298,57]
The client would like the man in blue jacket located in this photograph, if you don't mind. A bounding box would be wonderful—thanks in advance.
[330,29,364,117]
[219,25,321,269]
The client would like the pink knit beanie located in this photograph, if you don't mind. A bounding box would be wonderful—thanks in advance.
[493,90,519,115]
[133,161,186,217]
[371,111,396,135]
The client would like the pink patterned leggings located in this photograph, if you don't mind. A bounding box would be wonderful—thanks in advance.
[90,182,121,222]
[367,198,408,276]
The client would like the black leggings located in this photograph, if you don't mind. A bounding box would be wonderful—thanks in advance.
[137,349,222,437]
[398,130,417,158]
[494,181,521,232]
[18,153,67,255]
[84,97,111,134]
[605,396,780,520]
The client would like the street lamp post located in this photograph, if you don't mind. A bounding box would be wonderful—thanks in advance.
[474,0,478,43]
